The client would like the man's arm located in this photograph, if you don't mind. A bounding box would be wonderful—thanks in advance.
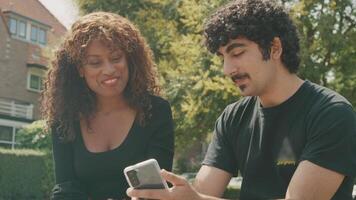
[285,102,356,200]
[127,167,233,200]
[194,165,232,197]
[285,160,344,200]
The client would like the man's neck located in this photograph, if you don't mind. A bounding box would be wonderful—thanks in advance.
[258,72,304,108]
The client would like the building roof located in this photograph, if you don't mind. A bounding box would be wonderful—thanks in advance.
[0,0,70,67]
[0,8,10,36]
[0,0,67,37]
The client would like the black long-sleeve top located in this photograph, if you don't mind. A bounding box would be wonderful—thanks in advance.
[51,96,174,200]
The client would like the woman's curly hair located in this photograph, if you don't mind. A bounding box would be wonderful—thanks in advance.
[42,12,160,142]
[204,0,300,73]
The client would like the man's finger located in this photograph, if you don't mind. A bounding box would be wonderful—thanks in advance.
[161,169,187,186]
[126,187,169,199]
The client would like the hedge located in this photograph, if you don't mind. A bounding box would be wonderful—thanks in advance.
[0,148,54,200]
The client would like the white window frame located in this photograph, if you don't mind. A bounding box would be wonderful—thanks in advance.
[0,119,29,150]
[8,17,17,34]
[6,13,48,46]
[30,25,38,42]
[30,24,47,45]
[38,27,47,45]
[17,20,27,38]
[27,68,45,93]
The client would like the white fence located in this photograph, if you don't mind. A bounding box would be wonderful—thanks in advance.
[0,98,33,119]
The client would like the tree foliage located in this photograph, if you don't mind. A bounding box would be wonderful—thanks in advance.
[289,0,356,105]
[74,0,356,169]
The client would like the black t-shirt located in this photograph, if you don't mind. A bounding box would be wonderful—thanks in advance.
[203,81,356,200]
[52,95,174,200]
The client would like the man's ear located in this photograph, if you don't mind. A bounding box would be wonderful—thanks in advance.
[271,37,283,60]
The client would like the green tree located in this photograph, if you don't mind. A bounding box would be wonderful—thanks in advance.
[163,0,237,151]
[74,0,356,171]
[289,0,356,105]
[75,0,237,171]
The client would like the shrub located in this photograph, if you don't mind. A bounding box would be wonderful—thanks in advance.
[16,120,51,151]
[0,148,54,200]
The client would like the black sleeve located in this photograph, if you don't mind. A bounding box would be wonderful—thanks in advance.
[51,130,88,199]
[202,106,239,176]
[51,181,87,200]
[301,103,356,177]
[145,98,175,172]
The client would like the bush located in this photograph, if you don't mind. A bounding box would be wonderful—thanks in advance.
[0,148,54,200]
[16,120,51,151]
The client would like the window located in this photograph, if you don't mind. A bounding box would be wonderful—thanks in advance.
[0,118,30,150]
[38,28,46,44]
[0,125,23,149]
[27,68,45,92]
[8,17,26,38]
[0,126,12,141]
[31,25,38,41]
[7,15,48,45]
[29,74,43,91]
[18,20,26,38]
[30,24,47,45]
[0,125,13,149]
[8,17,17,34]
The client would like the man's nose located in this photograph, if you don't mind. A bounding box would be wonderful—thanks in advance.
[223,58,236,76]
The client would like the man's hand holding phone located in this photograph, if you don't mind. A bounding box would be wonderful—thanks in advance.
[124,159,202,200]
[124,159,168,190]
[127,169,202,200]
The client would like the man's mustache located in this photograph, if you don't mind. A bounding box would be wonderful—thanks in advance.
[231,73,249,82]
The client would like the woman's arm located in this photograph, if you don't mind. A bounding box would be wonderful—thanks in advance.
[145,99,175,171]
[51,130,88,200]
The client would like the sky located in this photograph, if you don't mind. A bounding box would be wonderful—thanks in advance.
[38,0,80,29]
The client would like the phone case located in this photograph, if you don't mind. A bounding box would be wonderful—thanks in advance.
[124,159,168,189]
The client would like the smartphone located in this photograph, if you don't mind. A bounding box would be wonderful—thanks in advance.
[124,159,168,189]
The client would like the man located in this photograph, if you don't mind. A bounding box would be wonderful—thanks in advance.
[127,0,356,199]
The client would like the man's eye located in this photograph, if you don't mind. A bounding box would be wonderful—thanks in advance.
[233,51,244,57]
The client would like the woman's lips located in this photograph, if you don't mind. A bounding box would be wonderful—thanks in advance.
[102,77,118,86]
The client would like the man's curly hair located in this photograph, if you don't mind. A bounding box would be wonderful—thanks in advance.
[42,12,160,142]
[204,0,300,73]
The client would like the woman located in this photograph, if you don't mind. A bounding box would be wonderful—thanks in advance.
[42,12,174,200]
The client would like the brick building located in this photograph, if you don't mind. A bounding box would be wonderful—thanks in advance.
[0,0,66,148]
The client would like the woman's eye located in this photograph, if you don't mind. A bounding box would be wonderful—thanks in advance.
[111,55,122,63]
[89,62,100,65]
[112,57,121,62]
[86,60,102,67]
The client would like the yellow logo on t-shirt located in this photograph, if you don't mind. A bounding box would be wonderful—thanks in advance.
[276,138,296,166]
[277,160,296,165]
